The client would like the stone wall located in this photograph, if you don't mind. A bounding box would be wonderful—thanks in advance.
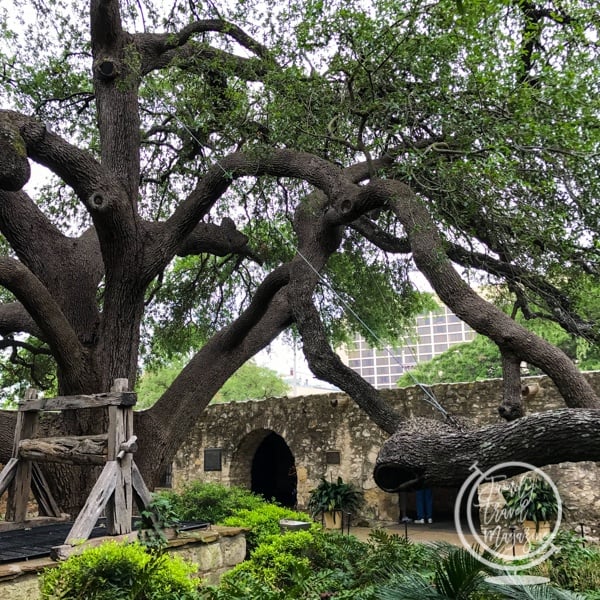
[0,526,246,598]
[174,373,600,527]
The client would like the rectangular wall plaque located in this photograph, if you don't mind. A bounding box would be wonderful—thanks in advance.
[325,451,341,465]
[204,448,223,471]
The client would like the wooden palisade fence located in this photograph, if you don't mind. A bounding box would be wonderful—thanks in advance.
[0,379,154,547]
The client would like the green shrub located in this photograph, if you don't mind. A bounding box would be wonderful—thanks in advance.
[221,504,313,549]
[211,522,441,598]
[531,530,600,593]
[216,530,354,599]
[155,481,266,523]
[220,533,314,590]
[39,541,200,600]
[301,527,369,573]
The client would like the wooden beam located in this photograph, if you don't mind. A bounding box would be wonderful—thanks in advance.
[19,391,137,412]
[65,461,119,545]
[31,463,62,517]
[6,389,39,521]
[106,403,134,535]
[131,461,153,512]
[0,458,18,497]
[18,435,108,465]
[0,515,70,532]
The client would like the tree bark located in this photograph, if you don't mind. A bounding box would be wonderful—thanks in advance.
[499,350,524,421]
[374,408,600,491]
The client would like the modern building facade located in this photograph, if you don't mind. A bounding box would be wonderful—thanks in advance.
[342,305,475,389]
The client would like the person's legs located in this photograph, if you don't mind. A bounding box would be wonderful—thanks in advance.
[398,491,410,521]
[424,488,433,522]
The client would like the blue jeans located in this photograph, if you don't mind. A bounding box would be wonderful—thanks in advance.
[416,488,433,520]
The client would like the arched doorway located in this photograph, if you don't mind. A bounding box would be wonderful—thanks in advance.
[251,432,297,507]
[229,429,297,508]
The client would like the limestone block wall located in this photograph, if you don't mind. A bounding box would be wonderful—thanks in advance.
[0,526,246,598]
[173,373,600,527]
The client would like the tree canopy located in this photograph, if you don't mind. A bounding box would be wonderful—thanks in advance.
[0,0,599,509]
[136,358,289,409]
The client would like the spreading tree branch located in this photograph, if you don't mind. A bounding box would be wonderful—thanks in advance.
[150,149,350,278]
[136,18,272,67]
[0,257,89,390]
[0,302,42,338]
[175,218,262,263]
[359,178,600,410]
[351,215,599,342]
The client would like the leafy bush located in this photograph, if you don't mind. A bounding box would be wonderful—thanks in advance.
[204,522,441,599]
[39,541,200,600]
[155,481,266,523]
[212,529,361,598]
[530,530,600,593]
[220,532,314,590]
[221,504,314,549]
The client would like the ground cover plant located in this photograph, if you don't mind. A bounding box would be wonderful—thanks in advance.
[526,531,600,598]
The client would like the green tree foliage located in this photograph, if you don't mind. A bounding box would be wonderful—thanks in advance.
[214,361,290,403]
[136,359,289,409]
[2,0,598,371]
[397,335,503,387]
[398,317,600,388]
[1,0,600,500]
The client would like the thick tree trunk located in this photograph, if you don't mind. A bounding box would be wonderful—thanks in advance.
[373,408,600,491]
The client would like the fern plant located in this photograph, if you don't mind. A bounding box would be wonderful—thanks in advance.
[375,542,496,600]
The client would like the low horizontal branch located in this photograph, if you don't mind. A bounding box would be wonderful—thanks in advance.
[374,409,600,491]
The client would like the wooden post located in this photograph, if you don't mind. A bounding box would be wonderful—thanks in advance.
[106,379,134,535]
[31,463,62,517]
[6,389,39,521]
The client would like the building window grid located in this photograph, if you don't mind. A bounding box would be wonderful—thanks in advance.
[346,306,475,389]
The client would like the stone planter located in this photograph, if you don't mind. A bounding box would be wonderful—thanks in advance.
[279,519,311,532]
[523,520,552,542]
[323,511,343,530]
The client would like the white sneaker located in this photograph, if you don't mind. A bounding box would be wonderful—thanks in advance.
[414,519,425,524]
[427,518,433,524]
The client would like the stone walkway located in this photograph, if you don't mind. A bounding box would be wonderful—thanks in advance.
[346,520,477,547]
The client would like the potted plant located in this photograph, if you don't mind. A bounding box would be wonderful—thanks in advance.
[307,476,364,529]
[501,475,559,538]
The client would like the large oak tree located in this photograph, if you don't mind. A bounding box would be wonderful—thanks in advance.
[0,0,599,512]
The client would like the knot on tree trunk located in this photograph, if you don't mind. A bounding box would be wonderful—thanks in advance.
[0,118,30,191]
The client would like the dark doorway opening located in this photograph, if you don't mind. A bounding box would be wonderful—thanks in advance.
[251,432,297,507]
